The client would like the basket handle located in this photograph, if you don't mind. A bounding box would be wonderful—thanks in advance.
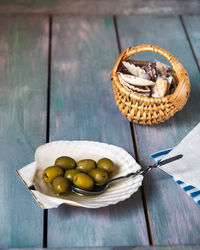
[111,44,190,111]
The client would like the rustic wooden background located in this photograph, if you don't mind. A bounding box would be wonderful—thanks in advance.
[0,0,200,15]
[0,0,200,249]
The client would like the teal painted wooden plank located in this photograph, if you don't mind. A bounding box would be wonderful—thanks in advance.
[182,15,200,68]
[8,246,200,250]
[1,0,200,15]
[48,16,148,247]
[0,16,48,247]
[133,247,200,250]
[117,16,200,244]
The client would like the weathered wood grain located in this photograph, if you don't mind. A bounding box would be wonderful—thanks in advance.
[0,0,200,15]
[117,15,200,244]
[0,15,48,247]
[182,15,200,69]
[8,246,200,250]
[48,16,148,247]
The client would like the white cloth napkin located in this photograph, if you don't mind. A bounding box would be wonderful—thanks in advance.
[160,122,200,190]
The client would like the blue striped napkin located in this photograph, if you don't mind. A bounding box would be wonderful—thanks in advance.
[151,148,200,206]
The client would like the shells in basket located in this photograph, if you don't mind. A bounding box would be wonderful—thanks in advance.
[152,77,169,98]
[118,73,151,97]
[122,61,149,79]
[119,72,155,86]
[17,141,143,209]
[118,60,177,98]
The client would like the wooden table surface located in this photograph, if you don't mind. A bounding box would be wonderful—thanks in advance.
[0,14,200,248]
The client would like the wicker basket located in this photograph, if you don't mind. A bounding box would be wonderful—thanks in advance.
[110,44,190,125]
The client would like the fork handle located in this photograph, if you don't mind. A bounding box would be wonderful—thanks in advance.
[107,154,183,186]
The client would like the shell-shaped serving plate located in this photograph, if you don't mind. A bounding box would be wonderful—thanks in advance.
[17,141,143,209]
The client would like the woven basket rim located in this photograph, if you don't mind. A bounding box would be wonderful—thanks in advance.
[111,44,190,112]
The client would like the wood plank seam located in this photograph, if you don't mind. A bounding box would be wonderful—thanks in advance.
[179,15,200,73]
[113,15,122,53]
[113,15,154,245]
[130,123,155,245]
[43,14,53,248]
[0,15,49,247]
[47,15,149,247]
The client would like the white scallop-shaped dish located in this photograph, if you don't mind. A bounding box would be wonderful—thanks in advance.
[17,141,143,209]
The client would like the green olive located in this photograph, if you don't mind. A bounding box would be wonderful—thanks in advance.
[43,166,64,183]
[73,173,94,191]
[64,169,80,183]
[76,159,96,173]
[55,156,76,170]
[97,158,115,174]
[89,168,108,185]
[52,176,69,194]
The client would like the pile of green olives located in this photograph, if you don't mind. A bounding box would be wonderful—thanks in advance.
[42,156,115,195]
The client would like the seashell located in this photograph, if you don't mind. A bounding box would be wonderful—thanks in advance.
[118,73,151,93]
[125,83,151,94]
[118,74,150,96]
[166,76,173,85]
[144,62,157,81]
[155,60,169,76]
[119,73,155,86]
[122,61,149,79]
[125,86,151,97]
[151,85,160,98]
[152,77,168,97]
[17,140,143,209]
[123,84,151,96]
